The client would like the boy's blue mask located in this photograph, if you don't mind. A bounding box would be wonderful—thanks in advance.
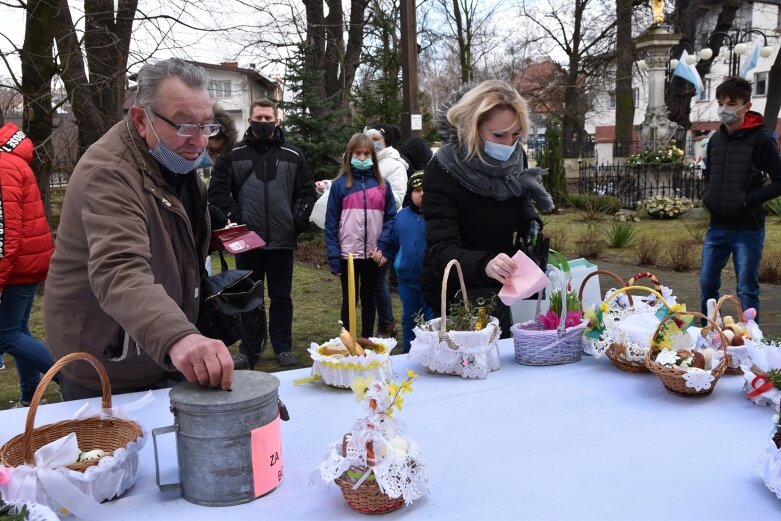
[351,157,373,170]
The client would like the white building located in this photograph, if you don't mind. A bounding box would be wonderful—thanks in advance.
[588,0,780,164]
[187,61,284,136]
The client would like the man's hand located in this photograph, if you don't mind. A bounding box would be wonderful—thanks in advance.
[168,333,234,390]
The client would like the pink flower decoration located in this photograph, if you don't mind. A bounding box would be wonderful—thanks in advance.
[461,357,469,367]
[538,311,560,330]
[0,465,10,485]
[564,311,583,328]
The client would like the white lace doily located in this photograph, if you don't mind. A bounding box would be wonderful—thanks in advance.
[409,318,501,379]
[682,368,715,391]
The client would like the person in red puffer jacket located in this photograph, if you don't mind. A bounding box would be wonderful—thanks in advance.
[0,113,56,407]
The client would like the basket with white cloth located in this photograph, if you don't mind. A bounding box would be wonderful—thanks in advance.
[511,266,586,366]
[0,352,146,518]
[741,338,781,408]
[409,259,501,379]
[705,295,762,375]
[753,410,781,499]
[584,284,677,373]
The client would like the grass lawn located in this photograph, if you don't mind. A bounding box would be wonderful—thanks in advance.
[2,206,778,410]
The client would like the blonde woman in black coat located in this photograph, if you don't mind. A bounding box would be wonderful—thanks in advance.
[422,80,554,337]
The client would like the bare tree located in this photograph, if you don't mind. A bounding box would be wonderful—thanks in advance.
[432,0,502,84]
[764,48,781,134]
[665,0,743,131]
[521,0,618,153]
[614,0,636,155]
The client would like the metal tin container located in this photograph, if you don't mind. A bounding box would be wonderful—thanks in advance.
[152,371,283,506]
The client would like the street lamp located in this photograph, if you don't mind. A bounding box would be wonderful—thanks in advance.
[701,28,774,77]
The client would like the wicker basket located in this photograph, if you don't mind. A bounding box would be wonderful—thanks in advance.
[512,266,586,366]
[578,270,631,357]
[409,259,500,379]
[334,466,405,514]
[708,295,750,375]
[645,312,729,398]
[0,352,144,514]
[592,285,672,373]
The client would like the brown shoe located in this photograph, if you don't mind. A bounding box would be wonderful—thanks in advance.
[376,319,397,339]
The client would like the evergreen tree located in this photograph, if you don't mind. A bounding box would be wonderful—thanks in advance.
[280,43,352,181]
[351,1,402,129]
[537,119,568,207]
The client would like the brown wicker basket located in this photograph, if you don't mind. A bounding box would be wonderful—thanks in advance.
[594,284,672,374]
[0,352,143,472]
[710,295,746,375]
[645,312,729,398]
[335,466,405,515]
[334,435,404,514]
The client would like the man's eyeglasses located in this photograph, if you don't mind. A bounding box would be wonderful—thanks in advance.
[145,108,221,137]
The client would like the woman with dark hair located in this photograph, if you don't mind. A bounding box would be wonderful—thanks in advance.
[422,80,554,337]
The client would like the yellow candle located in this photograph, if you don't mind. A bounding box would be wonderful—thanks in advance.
[347,253,357,344]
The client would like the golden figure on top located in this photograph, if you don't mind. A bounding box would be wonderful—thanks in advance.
[650,0,665,25]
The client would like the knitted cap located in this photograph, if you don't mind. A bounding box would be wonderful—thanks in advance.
[409,171,424,190]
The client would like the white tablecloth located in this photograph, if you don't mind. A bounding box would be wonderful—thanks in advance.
[1,339,779,520]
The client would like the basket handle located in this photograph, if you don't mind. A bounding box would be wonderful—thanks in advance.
[536,266,569,334]
[712,295,744,324]
[626,272,662,292]
[577,270,633,311]
[439,259,469,335]
[23,352,113,465]
[602,285,669,309]
[652,311,728,354]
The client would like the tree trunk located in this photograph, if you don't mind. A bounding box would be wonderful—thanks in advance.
[666,0,741,131]
[614,0,635,156]
[763,49,781,134]
[561,0,585,155]
[20,0,56,218]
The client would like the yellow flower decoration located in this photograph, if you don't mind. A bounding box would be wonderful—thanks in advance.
[350,376,373,403]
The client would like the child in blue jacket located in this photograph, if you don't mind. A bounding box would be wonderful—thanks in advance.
[388,172,433,352]
[325,133,396,338]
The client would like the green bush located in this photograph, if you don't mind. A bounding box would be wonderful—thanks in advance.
[765,197,781,216]
[568,194,621,214]
[602,222,638,248]
[638,194,694,219]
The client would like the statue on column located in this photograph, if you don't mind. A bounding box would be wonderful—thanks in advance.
[650,0,665,25]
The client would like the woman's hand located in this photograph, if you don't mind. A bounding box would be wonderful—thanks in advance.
[371,249,387,267]
[485,253,517,284]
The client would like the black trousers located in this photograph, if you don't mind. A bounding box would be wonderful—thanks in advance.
[340,258,380,339]
[235,248,294,357]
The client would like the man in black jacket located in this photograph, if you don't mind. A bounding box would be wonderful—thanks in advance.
[700,76,781,323]
[209,99,316,367]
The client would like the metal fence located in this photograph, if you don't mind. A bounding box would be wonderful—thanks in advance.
[527,139,596,161]
[577,163,704,209]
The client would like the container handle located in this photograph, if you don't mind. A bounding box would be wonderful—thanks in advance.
[152,425,182,492]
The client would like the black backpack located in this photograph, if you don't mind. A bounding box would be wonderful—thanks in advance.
[197,251,266,347]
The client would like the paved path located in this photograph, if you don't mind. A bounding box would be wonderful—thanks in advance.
[596,260,780,338]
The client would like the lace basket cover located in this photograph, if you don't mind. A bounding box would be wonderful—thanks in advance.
[314,380,429,505]
[409,317,501,379]
[755,435,781,499]
[585,291,662,361]
[1,434,146,518]
[308,337,396,388]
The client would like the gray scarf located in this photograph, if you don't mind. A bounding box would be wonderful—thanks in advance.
[436,143,555,211]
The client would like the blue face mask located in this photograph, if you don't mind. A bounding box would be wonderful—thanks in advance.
[351,157,373,170]
[373,141,384,152]
[199,154,215,169]
[483,139,518,162]
[147,120,207,175]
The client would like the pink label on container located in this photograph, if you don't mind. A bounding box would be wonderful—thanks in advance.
[251,414,283,497]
